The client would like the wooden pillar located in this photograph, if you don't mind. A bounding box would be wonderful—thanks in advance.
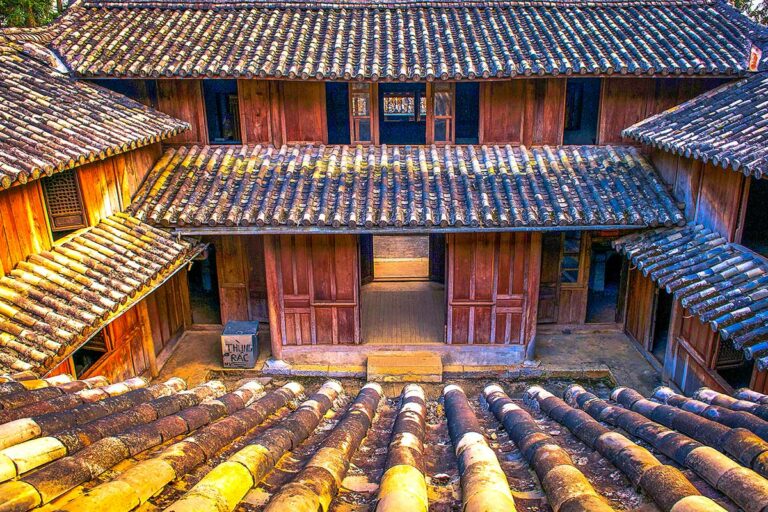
[137,300,159,378]
[263,235,283,360]
[525,232,542,359]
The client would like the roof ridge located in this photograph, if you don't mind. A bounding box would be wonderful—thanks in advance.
[80,0,717,9]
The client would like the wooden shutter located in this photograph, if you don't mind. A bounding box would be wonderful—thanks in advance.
[41,169,87,231]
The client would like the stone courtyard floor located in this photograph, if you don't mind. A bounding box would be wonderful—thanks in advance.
[157,326,661,395]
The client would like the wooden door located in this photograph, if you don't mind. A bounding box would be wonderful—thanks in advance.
[537,233,561,323]
[310,235,360,345]
[265,235,360,349]
[446,233,530,345]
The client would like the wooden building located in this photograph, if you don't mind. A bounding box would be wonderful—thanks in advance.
[0,41,200,381]
[0,0,767,372]
[618,72,768,394]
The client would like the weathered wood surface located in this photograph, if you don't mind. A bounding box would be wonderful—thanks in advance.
[157,80,208,144]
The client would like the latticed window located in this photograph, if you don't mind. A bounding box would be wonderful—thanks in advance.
[41,169,87,232]
[432,83,455,143]
[350,83,374,143]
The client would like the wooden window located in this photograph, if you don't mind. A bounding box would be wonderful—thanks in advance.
[383,91,418,122]
[560,231,582,284]
[203,80,241,144]
[41,169,87,233]
[349,83,375,144]
[563,78,600,145]
[431,83,455,144]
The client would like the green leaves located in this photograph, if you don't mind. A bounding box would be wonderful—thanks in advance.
[0,0,56,28]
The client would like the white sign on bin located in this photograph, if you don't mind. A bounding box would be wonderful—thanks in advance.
[221,321,259,368]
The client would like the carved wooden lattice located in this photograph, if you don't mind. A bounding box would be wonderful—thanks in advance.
[42,169,87,231]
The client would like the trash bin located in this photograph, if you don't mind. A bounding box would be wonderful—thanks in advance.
[221,321,259,368]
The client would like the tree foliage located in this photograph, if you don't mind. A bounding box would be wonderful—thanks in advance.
[733,0,768,25]
[0,0,55,28]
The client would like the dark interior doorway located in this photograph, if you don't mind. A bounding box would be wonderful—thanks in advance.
[586,241,624,323]
[716,340,755,390]
[188,246,222,324]
[360,234,446,344]
[378,83,427,144]
[563,78,601,145]
[740,177,768,257]
[651,289,673,363]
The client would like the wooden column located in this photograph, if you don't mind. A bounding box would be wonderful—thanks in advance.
[136,300,159,378]
[263,235,283,360]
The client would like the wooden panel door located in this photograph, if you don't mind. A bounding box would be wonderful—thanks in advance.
[215,236,251,324]
[446,233,530,345]
[495,233,529,344]
[624,268,656,348]
[479,81,525,144]
[265,234,360,350]
[310,235,360,345]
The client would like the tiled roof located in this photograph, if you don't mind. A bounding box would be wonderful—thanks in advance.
[129,144,685,230]
[613,224,768,370]
[0,377,763,511]
[0,42,189,190]
[0,213,203,376]
[40,0,767,79]
[623,72,768,179]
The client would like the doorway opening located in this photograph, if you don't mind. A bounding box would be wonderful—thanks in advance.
[360,234,445,344]
[586,240,624,323]
[187,246,222,325]
[650,289,673,363]
[740,177,768,257]
[378,83,427,145]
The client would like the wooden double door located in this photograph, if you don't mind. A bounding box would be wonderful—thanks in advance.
[264,232,537,351]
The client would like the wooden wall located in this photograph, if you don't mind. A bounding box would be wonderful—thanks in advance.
[651,150,748,241]
[143,269,191,357]
[479,79,566,145]
[0,182,51,277]
[1,143,161,278]
[157,80,208,144]
[238,80,274,144]
[446,232,540,346]
[78,143,163,225]
[664,303,729,394]
[598,78,727,144]
[49,270,191,380]
[264,234,359,356]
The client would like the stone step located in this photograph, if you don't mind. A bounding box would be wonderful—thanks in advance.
[367,351,443,383]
